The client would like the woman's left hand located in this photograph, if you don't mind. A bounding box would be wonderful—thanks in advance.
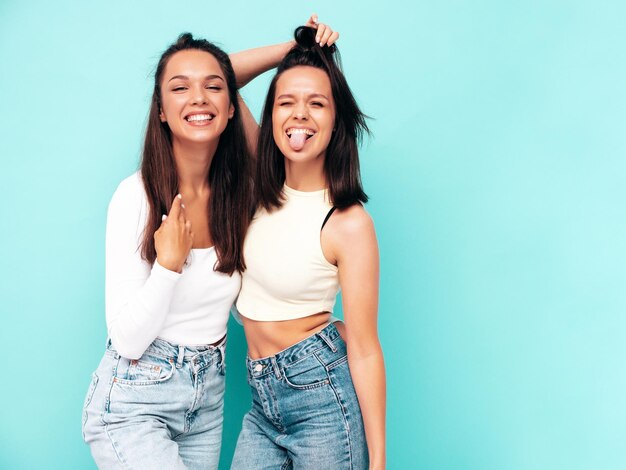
[304,13,340,47]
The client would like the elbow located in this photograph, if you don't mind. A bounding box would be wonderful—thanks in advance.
[112,342,145,360]
[108,331,146,360]
[346,337,384,361]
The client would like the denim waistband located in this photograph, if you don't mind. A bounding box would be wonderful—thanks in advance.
[106,336,226,364]
[247,323,342,378]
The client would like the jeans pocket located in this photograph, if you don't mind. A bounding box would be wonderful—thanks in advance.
[283,354,330,390]
[326,354,348,371]
[113,356,175,386]
[82,373,99,441]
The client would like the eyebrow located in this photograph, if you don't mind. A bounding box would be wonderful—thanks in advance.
[168,74,225,83]
[276,93,330,100]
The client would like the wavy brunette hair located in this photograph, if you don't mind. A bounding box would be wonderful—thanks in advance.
[256,26,369,210]
[140,33,252,274]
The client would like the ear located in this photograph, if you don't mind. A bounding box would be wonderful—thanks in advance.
[228,103,235,119]
[159,108,166,122]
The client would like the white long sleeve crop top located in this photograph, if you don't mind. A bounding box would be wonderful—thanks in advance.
[105,172,240,359]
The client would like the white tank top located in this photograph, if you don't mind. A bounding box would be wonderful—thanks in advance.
[236,184,339,321]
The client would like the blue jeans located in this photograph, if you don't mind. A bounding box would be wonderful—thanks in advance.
[82,337,226,469]
[231,323,368,469]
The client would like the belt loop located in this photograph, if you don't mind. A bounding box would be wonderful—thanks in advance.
[270,356,281,379]
[176,345,185,368]
[318,330,337,352]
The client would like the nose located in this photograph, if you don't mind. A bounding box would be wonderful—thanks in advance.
[191,85,208,105]
[293,102,308,120]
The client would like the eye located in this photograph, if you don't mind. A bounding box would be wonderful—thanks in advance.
[311,101,324,107]
[172,86,187,92]
[206,85,222,91]
[278,101,294,107]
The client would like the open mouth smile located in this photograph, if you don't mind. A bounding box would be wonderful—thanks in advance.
[185,113,215,125]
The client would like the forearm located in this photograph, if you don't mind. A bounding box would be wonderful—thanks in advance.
[237,93,259,157]
[229,41,295,89]
[106,261,180,359]
[348,346,387,468]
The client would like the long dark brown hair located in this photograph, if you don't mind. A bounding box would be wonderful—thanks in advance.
[140,33,252,274]
[256,26,369,210]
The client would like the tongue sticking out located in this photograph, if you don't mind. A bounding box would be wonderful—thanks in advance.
[288,132,307,151]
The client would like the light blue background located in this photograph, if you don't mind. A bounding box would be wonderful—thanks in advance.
[1,1,625,468]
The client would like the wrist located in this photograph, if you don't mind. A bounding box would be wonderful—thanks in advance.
[368,451,386,469]
[281,40,296,55]
[156,257,182,273]
[369,460,386,470]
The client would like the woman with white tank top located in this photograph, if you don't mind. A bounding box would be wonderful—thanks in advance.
[232,26,387,470]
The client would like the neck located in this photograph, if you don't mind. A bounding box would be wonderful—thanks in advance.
[284,154,326,191]
[173,138,219,195]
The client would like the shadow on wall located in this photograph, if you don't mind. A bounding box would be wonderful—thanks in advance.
[219,317,252,468]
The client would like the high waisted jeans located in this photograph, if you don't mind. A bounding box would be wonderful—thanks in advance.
[82,337,226,469]
[231,323,368,469]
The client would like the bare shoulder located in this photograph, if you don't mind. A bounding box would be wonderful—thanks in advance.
[326,205,376,250]
[334,204,374,233]
[322,204,377,265]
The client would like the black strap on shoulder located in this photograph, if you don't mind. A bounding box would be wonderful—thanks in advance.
[321,207,337,231]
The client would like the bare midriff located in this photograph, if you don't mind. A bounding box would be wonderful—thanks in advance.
[241,312,346,359]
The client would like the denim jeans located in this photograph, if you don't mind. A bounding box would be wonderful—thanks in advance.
[231,323,368,469]
[82,337,226,469]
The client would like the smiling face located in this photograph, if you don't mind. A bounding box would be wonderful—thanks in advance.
[159,49,234,149]
[272,66,335,165]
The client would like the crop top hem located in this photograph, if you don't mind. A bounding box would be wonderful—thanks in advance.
[236,304,335,322]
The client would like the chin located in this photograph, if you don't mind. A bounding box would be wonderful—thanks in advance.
[284,149,323,165]
[174,132,221,148]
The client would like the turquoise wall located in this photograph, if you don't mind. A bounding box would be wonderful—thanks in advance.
[1,0,624,468]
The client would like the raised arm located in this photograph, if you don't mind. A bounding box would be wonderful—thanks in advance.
[229,14,339,89]
[230,14,339,156]
[230,41,292,157]
[230,41,295,89]
[326,205,386,470]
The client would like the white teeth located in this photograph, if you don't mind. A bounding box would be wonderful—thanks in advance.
[186,114,214,122]
[286,128,315,136]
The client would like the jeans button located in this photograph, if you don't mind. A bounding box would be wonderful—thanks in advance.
[253,364,263,372]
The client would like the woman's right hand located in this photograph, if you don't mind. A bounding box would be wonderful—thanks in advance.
[304,13,340,47]
[154,194,193,273]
